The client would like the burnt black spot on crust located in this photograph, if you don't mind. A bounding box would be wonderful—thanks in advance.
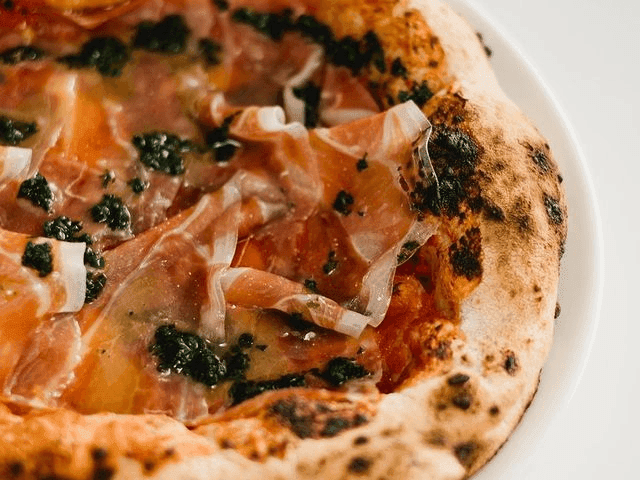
[449,227,482,280]
[270,400,313,438]
[504,351,518,376]
[92,466,114,480]
[454,441,478,468]
[347,456,371,474]
[270,398,369,439]
[353,436,369,445]
[451,392,472,410]
[544,194,564,225]
[447,373,470,386]
[476,32,492,57]
[427,125,480,216]
[321,417,351,437]
[91,447,108,462]
[554,302,561,319]
[483,198,505,221]
[531,149,550,173]
[489,405,500,416]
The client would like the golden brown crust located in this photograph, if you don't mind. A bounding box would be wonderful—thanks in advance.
[0,0,567,478]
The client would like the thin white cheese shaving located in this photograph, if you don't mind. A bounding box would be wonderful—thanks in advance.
[56,241,87,313]
[0,146,32,181]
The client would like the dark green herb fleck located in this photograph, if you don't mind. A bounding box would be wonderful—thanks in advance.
[0,45,46,64]
[391,57,408,78]
[397,240,420,263]
[296,14,334,45]
[333,190,354,216]
[17,173,53,211]
[0,115,37,146]
[150,324,226,386]
[133,131,192,175]
[397,81,433,108]
[206,115,241,163]
[213,0,229,10]
[320,357,368,387]
[127,177,147,194]
[101,170,115,188]
[292,81,321,128]
[2,0,15,10]
[356,153,368,172]
[43,216,83,241]
[85,272,107,303]
[198,38,223,66]
[90,194,131,231]
[362,30,386,73]
[133,15,190,54]
[59,37,129,77]
[84,247,105,269]
[322,250,338,275]
[231,8,294,41]
[304,279,318,292]
[229,373,306,405]
[237,333,254,349]
[223,348,250,380]
[22,241,53,277]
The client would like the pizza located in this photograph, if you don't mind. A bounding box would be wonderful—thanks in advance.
[0,0,567,478]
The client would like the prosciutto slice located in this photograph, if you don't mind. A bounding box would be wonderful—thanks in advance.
[0,229,85,392]
[201,99,435,336]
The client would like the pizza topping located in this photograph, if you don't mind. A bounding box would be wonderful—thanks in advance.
[100,170,115,188]
[231,8,295,42]
[391,57,409,78]
[320,357,369,386]
[90,194,131,231]
[127,177,147,194]
[0,46,46,65]
[133,15,190,54]
[0,145,31,181]
[43,216,85,242]
[198,38,223,66]
[333,190,354,216]
[84,271,106,303]
[356,153,369,171]
[292,81,322,128]
[17,173,53,211]
[0,115,37,146]
[230,374,306,405]
[397,81,434,108]
[206,116,241,163]
[58,37,130,77]
[2,229,87,321]
[150,324,227,387]
[132,132,192,175]
[22,241,53,277]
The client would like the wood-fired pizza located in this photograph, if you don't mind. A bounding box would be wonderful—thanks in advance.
[0,0,567,478]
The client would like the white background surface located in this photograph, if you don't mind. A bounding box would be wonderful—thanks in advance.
[466,0,640,478]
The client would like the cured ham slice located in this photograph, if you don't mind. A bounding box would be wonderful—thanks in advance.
[203,100,436,334]
[220,267,370,337]
[57,174,284,417]
[0,229,85,392]
[0,0,440,420]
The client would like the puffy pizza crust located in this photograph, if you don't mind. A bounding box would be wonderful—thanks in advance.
[0,0,567,478]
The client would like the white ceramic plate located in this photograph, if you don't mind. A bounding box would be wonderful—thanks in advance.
[441,0,604,477]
